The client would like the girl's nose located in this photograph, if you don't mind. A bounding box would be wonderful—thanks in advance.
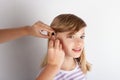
[74,38,83,45]
[75,38,81,43]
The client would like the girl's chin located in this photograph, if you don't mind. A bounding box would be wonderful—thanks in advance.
[65,55,80,58]
[73,55,81,58]
[71,54,81,58]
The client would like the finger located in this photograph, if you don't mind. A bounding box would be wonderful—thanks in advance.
[59,43,62,50]
[55,39,60,49]
[42,28,54,34]
[39,32,56,39]
[37,21,54,33]
[35,21,46,26]
[39,28,55,38]
[38,34,50,38]
[48,39,53,49]
[39,30,55,38]
[39,30,48,36]
[50,35,56,40]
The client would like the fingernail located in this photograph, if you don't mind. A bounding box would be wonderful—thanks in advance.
[51,36,55,40]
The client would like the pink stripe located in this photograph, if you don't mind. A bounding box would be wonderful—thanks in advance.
[56,73,66,80]
[66,69,82,78]
[72,73,85,79]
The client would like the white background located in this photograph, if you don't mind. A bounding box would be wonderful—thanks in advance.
[0,0,120,80]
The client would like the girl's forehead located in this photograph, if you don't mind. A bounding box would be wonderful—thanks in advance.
[57,27,85,37]
[74,27,85,35]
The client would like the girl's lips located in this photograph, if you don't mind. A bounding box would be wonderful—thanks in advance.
[72,49,81,52]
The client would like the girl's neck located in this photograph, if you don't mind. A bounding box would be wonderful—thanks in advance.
[61,57,76,71]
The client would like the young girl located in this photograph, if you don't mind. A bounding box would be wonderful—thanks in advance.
[36,14,91,80]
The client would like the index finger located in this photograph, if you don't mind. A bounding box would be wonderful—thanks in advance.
[42,26,54,33]
[48,39,54,49]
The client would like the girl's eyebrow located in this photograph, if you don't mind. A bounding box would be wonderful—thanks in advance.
[74,32,85,36]
[66,31,85,36]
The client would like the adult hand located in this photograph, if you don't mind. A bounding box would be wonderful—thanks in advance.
[28,21,54,38]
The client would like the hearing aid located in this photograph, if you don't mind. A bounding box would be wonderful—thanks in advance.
[50,32,56,40]
[51,32,55,35]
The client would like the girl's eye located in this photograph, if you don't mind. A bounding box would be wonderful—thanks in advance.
[80,36,85,39]
[67,35,85,39]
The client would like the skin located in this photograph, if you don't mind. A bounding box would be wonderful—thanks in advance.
[0,21,54,43]
[36,27,85,80]
[57,27,85,58]
[57,27,85,70]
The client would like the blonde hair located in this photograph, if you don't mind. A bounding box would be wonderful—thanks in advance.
[42,14,91,74]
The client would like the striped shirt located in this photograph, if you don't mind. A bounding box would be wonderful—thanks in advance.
[54,64,86,80]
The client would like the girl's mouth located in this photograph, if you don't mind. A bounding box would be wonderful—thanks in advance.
[72,49,81,52]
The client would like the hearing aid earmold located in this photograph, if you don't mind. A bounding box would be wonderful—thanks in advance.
[51,32,55,35]
[51,32,57,40]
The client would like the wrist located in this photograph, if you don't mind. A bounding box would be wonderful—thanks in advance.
[46,64,60,71]
[23,26,32,36]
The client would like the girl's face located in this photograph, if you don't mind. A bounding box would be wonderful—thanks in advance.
[57,27,85,58]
